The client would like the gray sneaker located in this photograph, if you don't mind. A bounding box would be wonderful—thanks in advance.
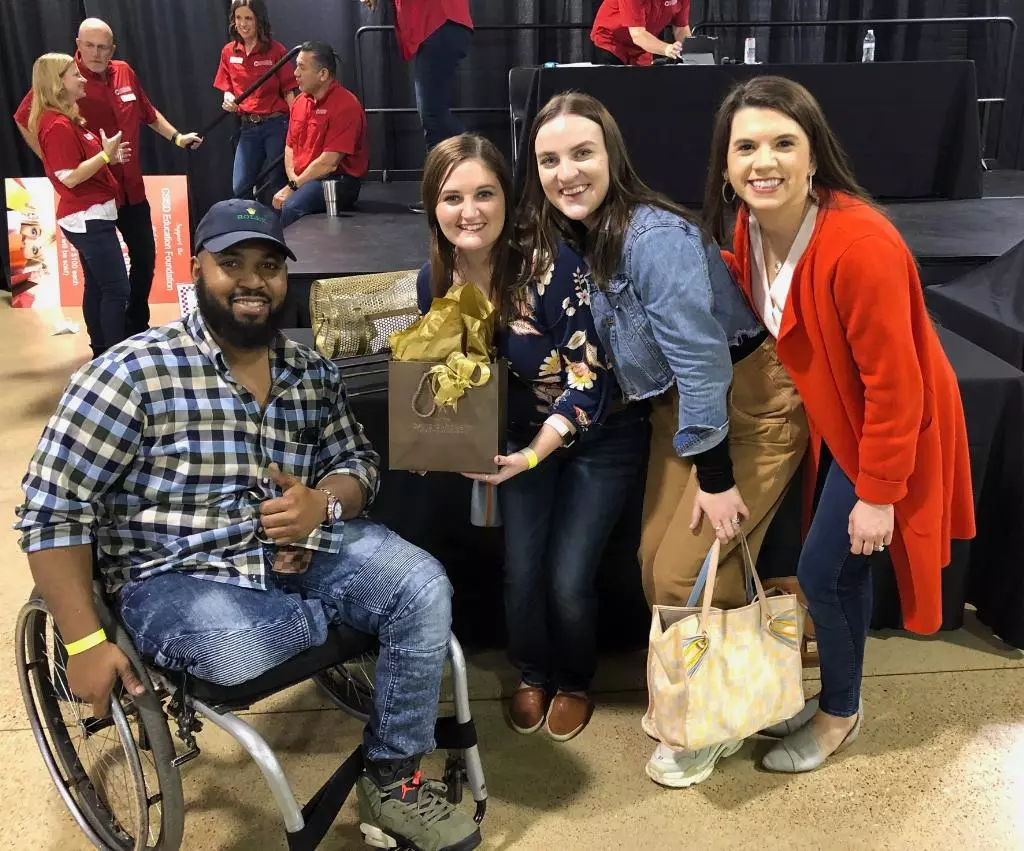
[357,766,481,851]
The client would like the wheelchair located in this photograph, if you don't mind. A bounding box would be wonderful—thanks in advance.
[15,582,488,850]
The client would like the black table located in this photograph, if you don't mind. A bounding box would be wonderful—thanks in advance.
[925,239,1024,372]
[287,323,1024,650]
[510,61,982,202]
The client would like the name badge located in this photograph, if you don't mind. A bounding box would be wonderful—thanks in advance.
[120,92,137,102]
[229,56,245,64]
[84,132,95,141]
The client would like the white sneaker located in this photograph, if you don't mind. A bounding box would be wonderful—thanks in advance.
[645,740,744,788]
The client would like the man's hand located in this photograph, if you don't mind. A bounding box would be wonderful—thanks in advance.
[259,463,326,544]
[273,185,294,210]
[222,93,239,113]
[177,132,203,150]
[664,40,684,59]
[68,641,145,718]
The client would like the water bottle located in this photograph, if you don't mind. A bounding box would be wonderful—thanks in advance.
[744,37,756,65]
[862,29,876,63]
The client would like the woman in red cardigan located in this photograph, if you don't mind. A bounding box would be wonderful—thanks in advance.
[704,76,975,773]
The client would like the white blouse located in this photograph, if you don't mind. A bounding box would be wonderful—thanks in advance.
[749,203,818,338]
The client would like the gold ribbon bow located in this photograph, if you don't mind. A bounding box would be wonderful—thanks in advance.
[413,351,491,417]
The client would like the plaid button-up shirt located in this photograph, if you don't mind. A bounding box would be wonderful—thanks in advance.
[16,310,380,595]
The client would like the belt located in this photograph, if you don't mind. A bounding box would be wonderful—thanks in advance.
[239,112,285,124]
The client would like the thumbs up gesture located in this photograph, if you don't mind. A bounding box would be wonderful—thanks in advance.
[258,463,326,544]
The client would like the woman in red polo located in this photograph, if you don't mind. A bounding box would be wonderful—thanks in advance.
[591,0,692,65]
[29,52,131,358]
[214,0,297,201]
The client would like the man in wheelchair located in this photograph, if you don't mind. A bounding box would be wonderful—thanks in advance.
[16,199,482,851]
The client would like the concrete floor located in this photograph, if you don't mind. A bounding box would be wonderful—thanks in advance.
[1,299,1022,851]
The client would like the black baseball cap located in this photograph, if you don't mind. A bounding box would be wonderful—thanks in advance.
[194,199,296,260]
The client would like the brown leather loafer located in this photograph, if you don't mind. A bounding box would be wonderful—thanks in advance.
[545,692,594,742]
[509,685,550,734]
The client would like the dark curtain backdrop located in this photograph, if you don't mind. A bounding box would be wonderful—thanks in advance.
[3,0,1024,285]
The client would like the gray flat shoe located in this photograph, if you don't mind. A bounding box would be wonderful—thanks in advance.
[759,695,820,739]
[762,710,862,773]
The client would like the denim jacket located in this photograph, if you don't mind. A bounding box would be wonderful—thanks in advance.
[588,204,764,456]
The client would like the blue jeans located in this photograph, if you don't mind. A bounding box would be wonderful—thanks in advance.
[116,200,156,335]
[60,218,130,357]
[499,406,651,692]
[281,175,361,228]
[797,454,875,718]
[413,21,472,150]
[116,519,453,762]
[232,115,288,201]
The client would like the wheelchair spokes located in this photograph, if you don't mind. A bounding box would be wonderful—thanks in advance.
[17,599,181,850]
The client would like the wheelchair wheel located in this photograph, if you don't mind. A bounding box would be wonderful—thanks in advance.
[313,650,377,723]
[16,597,185,850]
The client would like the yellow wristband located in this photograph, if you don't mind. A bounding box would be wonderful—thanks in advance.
[100,150,111,164]
[65,628,107,656]
[174,133,184,148]
[520,447,539,470]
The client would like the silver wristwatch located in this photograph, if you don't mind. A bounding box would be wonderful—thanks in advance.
[320,489,343,525]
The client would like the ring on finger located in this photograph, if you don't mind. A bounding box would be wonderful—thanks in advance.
[730,516,741,527]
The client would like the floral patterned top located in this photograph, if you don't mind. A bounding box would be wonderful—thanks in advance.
[416,242,618,436]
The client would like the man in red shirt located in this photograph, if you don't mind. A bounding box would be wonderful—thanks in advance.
[14,18,203,334]
[591,0,692,65]
[272,41,369,228]
[361,0,473,212]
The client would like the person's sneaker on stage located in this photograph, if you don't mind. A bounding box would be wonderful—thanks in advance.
[357,756,481,850]
[645,740,744,788]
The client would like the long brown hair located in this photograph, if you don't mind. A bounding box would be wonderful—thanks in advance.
[517,91,705,287]
[704,75,873,244]
[229,0,272,49]
[28,53,83,134]
[420,133,523,325]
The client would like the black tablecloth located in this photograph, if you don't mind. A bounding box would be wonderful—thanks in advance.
[510,61,982,202]
[289,323,1024,650]
[925,239,1024,372]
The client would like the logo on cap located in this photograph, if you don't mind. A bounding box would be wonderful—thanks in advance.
[247,207,256,215]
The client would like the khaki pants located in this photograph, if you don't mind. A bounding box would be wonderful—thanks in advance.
[640,338,808,609]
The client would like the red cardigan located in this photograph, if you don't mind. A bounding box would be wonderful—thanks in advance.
[726,193,975,634]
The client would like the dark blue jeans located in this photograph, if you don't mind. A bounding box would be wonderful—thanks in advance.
[232,114,288,201]
[499,406,651,692]
[281,175,361,228]
[797,453,876,718]
[61,218,130,357]
[116,200,156,335]
[413,21,472,150]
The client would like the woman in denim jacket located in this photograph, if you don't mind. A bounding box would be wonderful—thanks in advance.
[417,134,651,741]
[518,92,809,786]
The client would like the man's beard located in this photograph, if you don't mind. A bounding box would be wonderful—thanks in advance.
[195,273,287,350]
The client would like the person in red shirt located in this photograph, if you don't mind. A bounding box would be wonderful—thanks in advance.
[591,0,692,65]
[361,0,473,212]
[273,41,369,228]
[214,0,297,202]
[27,53,132,357]
[707,76,975,773]
[14,18,203,336]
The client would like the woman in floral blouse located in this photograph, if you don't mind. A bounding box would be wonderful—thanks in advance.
[417,134,651,741]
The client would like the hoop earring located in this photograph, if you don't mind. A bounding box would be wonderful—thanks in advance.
[721,182,737,204]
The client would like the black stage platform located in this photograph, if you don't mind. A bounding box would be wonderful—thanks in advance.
[281,172,1024,325]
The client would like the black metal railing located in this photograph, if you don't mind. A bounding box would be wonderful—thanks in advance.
[692,17,1017,162]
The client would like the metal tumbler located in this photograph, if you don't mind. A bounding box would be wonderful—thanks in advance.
[322,179,340,217]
